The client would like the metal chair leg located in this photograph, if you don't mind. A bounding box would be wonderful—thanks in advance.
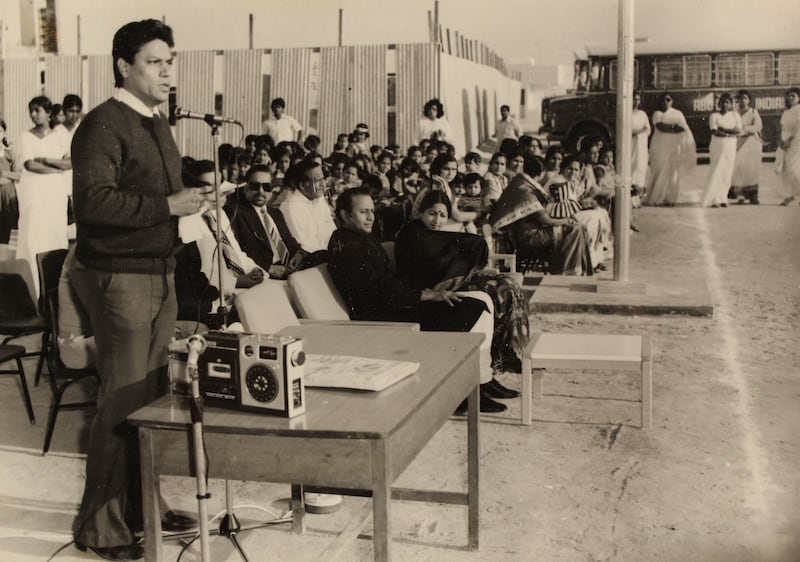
[16,357,35,424]
[42,387,64,455]
[34,331,48,387]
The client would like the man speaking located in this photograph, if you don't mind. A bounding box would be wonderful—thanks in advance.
[70,20,203,560]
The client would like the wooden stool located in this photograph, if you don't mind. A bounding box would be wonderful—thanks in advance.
[520,333,651,429]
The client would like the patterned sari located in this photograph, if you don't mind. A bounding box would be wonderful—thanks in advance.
[395,220,530,367]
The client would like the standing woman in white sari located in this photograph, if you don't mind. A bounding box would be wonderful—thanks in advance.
[730,90,762,204]
[778,87,800,206]
[631,91,651,197]
[701,93,742,208]
[15,96,71,295]
[645,93,696,206]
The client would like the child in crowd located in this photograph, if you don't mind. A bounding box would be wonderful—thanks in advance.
[464,151,482,173]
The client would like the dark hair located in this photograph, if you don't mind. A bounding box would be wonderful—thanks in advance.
[49,104,63,128]
[785,88,800,108]
[544,145,564,162]
[489,151,507,166]
[245,134,259,146]
[660,92,673,105]
[245,164,272,181]
[422,98,445,119]
[718,93,733,110]
[304,134,321,151]
[335,186,372,217]
[184,159,216,187]
[418,189,452,218]
[499,138,520,160]
[464,172,482,186]
[518,135,533,147]
[271,97,286,109]
[397,157,422,177]
[560,155,583,172]
[29,95,52,114]
[429,153,457,177]
[112,19,174,88]
[464,151,481,165]
[500,104,510,112]
[522,156,543,178]
[285,159,321,189]
[62,94,82,110]
[376,151,392,165]
[327,152,348,168]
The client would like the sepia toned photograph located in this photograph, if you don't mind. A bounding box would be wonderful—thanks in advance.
[0,1,797,560]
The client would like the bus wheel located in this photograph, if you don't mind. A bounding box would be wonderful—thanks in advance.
[566,124,610,154]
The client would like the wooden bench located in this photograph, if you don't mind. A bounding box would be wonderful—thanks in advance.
[520,333,652,429]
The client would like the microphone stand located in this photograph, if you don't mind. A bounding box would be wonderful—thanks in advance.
[198,118,250,562]
[185,335,211,562]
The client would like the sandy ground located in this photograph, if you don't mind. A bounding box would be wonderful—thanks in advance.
[0,162,798,561]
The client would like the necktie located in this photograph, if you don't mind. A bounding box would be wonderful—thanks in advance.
[261,207,289,265]
[203,211,245,276]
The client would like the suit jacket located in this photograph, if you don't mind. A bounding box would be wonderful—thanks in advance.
[226,201,300,272]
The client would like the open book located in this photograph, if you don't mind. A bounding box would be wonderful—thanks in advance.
[304,354,420,392]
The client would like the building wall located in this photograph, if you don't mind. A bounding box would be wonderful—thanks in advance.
[439,52,521,155]
[1,43,518,159]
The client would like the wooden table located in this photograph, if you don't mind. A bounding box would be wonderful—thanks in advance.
[128,324,483,561]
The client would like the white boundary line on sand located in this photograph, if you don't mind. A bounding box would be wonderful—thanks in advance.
[692,207,777,558]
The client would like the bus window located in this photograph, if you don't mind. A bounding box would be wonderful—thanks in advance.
[744,53,774,85]
[778,53,800,85]
[716,54,745,86]
[683,55,712,87]
[609,60,639,90]
[654,57,683,89]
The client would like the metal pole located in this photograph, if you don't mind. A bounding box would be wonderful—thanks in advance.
[338,9,343,47]
[248,14,253,49]
[434,0,441,97]
[613,0,634,282]
[186,336,211,562]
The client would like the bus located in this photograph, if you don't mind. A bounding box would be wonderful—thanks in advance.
[539,49,800,153]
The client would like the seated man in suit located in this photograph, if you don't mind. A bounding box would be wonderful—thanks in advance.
[225,164,300,280]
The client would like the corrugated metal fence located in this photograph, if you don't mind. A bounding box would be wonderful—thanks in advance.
[1,43,513,158]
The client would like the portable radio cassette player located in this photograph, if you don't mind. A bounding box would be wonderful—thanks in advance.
[197,330,306,417]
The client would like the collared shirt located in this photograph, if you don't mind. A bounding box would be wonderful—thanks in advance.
[113,88,160,118]
[496,118,520,142]
[279,189,336,253]
[262,115,302,143]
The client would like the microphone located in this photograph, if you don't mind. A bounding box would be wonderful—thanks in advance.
[173,106,240,126]
[186,334,208,372]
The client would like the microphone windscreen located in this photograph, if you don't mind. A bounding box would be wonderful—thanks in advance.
[168,88,177,126]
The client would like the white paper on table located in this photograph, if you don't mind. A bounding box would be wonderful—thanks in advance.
[303,354,420,392]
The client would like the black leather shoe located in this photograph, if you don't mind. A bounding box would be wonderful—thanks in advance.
[75,541,144,561]
[482,379,520,399]
[479,389,507,413]
[161,510,197,532]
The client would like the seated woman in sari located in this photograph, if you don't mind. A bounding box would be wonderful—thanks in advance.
[395,189,530,382]
[327,187,507,413]
[556,156,613,271]
[412,153,478,232]
[489,157,593,276]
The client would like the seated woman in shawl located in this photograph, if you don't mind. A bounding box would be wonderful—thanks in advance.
[327,187,507,413]
[395,189,530,384]
[489,157,593,276]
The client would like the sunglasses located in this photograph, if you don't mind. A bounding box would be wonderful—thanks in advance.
[247,181,273,192]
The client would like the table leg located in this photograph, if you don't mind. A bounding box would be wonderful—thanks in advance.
[291,484,305,534]
[371,441,391,561]
[532,369,544,400]
[138,427,163,562]
[641,335,652,430]
[467,383,480,550]
[521,356,532,425]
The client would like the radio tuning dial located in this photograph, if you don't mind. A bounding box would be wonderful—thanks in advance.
[291,350,306,367]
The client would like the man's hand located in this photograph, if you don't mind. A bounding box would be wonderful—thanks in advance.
[268,264,288,280]
[168,188,205,216]
[421,289,463,306]
[236,268,265,289]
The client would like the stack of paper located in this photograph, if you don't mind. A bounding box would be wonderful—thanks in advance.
[303,354,420,391]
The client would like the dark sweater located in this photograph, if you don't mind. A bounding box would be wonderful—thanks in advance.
[71,99,182,273]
